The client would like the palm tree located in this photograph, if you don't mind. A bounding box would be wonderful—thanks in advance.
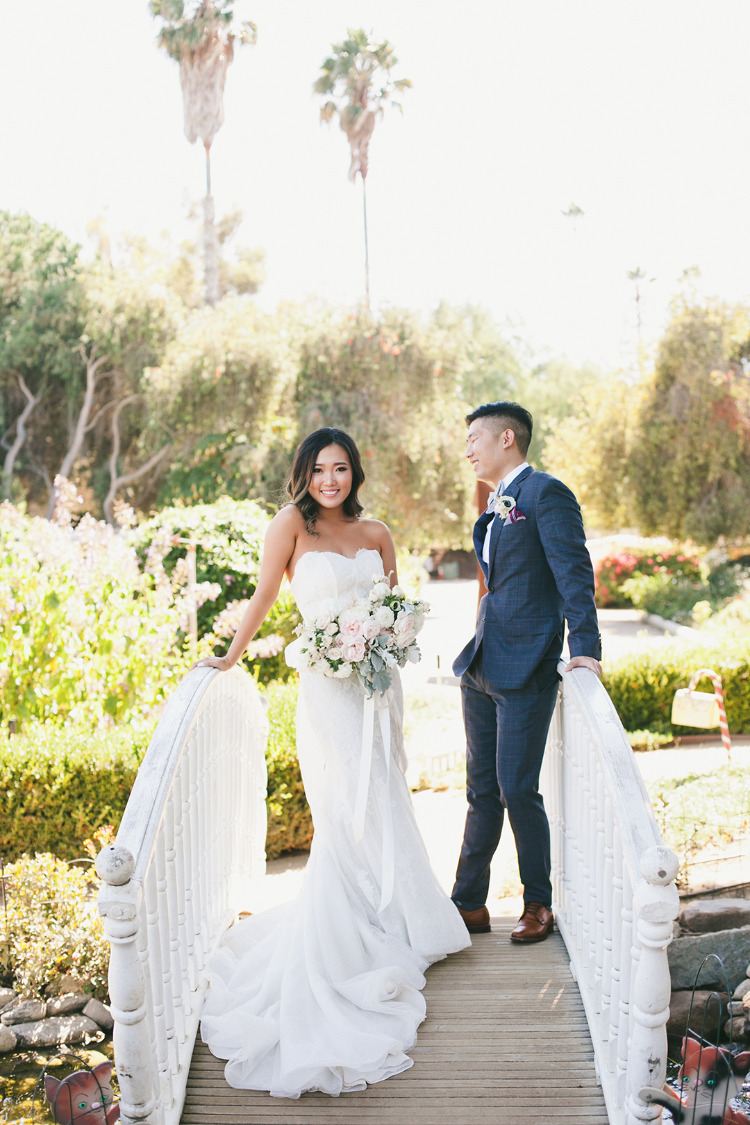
[150,0,256,305]
[314,29,411,307]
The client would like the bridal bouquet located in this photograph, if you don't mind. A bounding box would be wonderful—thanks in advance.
[294,575,429,697]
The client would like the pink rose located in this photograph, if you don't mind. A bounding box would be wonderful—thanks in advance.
[340,617,364,638]
[362,617,380,640]
[342,638,366,663]
[393,615,417,647]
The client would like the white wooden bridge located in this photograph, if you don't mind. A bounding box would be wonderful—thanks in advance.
[96,663,679,1125]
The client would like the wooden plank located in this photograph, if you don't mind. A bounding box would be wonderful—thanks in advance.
[180,915,610,1124]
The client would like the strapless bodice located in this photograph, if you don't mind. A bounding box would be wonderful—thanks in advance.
[290,548,383,622]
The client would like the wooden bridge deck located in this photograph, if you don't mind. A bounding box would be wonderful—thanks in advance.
[181,914,609,1125]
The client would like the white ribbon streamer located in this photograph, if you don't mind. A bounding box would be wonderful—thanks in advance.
[352,691,394,913]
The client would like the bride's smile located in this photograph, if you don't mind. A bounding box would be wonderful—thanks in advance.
[308,444,353,510]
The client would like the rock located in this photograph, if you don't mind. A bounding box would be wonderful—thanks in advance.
[82,998,113,1031]
[46,992,88,1017]
[668,926,750,991]
[668,989,729,1043]
[680,899,750,934]
[0,1025,17,1052]
[1,999,46,1025]
[727,1017,750,1043]
[12,1015,99,1048]
[0,988,17,1013]
[44,974,89,997]
[734,979,750,1000]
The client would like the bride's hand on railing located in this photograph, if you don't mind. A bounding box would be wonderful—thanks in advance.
[191,655,233,673]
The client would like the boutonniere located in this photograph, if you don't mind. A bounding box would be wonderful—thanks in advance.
[488,494,527,522]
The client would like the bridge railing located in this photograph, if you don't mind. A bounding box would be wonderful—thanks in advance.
[96,667,268,1125]
[542,662,680,1125]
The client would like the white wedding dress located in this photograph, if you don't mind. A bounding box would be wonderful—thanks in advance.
[200,548,470,1098]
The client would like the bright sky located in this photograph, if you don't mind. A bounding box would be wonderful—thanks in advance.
[4,1,750,370]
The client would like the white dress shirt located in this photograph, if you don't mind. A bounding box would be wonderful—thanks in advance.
[482,462,529,565]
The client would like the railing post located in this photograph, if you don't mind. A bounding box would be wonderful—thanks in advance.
[97,845,161,1125]
[624,845,680,1125]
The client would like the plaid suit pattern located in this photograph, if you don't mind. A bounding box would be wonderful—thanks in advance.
[453,466,601,688]
[451,466,601,911]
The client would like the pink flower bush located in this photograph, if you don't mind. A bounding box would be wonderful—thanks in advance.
[593,546,701,608]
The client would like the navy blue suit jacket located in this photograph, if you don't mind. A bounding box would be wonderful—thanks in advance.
[453,466,601,690]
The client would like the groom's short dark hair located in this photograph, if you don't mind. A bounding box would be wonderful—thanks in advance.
[466,401,533,456]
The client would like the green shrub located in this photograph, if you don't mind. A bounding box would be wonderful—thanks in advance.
[645,766,750,881]
[131,498,300,685]
[605,638,750,735]
[0,689,311,864]
[0,853,110,999]
[627,729,674,752]
[0,723,149,863]
[621,571,706,623]
[621,562,747,624]
[262,679,312,859]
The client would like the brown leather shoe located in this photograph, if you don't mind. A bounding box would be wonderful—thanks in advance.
[456,905,491,934]
[510,902,554,943]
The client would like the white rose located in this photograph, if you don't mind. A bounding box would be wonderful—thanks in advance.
[362,617,380,640]
[333,662,353,678]
[369,582,390,602]
[374,606,395,628]
[315,611,333,629]
[327,645,344,661]
[391,584,406,598]
[325,622,339,635]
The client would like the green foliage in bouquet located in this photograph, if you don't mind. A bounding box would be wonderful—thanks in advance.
[0,502,194,725]
[0,852,110,999]
[131,498,299,684]
[605,638,750,735]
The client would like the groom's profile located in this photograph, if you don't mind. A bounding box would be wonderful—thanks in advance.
[451,401,602,941]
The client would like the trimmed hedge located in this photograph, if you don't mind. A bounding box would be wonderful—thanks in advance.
[0,683,312,864]
[262,680,313,859]
[605,638,750,736]
[0,723,148,862]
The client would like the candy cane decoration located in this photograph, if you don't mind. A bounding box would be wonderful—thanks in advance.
[688,668,732,761]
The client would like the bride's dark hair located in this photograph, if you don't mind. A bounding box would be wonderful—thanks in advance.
[287,428,365,533]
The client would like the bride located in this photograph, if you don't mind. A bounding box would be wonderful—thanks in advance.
[195,427,470,1099]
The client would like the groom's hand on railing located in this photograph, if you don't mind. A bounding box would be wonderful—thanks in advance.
[564,656,602,679]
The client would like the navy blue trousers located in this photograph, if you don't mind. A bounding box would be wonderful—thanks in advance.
[451,647,560,911]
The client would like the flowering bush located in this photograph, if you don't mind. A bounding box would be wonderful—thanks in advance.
[0,500,196,725]
[593,546,702,608]
[295,576,429,696]
[131,498,299,684]
[0,852,110,999]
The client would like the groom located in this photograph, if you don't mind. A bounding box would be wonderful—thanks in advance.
[451,401,602,941]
